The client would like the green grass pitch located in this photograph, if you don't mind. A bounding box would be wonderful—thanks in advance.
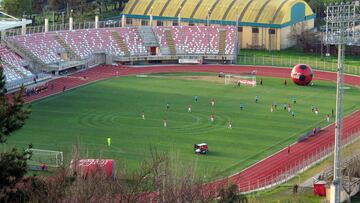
[3,72,360,179]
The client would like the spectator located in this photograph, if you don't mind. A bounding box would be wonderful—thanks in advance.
[41,163,47,171]
[313,127,317,135]
[293,184,298,194]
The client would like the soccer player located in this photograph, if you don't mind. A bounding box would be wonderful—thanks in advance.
[326,114,330,122]
[292,96,297,104]
[255,96,259,103]
[166,103,170,110]
[270,106,274,113]
[287,145,291,153]
[284,79,288,86]
[273,102,278,109]
[237,80,241,87]
[283,104,287,110]
[240,103,244,110]
[291,111,295,118]
[315,108,319,115]
[228,120,232,129]
[107,137,111,147]
[188,104,192,112]
[163,119,167,127]
[288,104,292,112]
[195,96,199,102]
[260,78,263,86]
[141,111,145,120]
[210,114,215,122]
[211,98,215,107]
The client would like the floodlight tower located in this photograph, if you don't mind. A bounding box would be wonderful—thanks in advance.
[324,1,360,203]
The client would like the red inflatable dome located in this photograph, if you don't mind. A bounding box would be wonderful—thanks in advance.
[291,64,313,86]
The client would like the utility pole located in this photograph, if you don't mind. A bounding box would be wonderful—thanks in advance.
[324,1,360,203]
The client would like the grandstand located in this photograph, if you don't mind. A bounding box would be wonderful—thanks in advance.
[121,0,315,50]
[2,25,236,86]
[0,8,237,91]
[0,11,36,90]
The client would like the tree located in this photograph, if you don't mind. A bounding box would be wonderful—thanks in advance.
[0,148,32,202]
[0,65,31,201]
[32,0,46,13]
[218,184,248,203]
[342,156,360,203]
[288,22,320,52]
[0,68,31,143]
[48,0,65,11]
[1,0,32,17]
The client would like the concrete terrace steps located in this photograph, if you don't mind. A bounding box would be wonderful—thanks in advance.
[111,31,130,56]
[53,34,80,60]
[164,30,177,55]
[138,27,159,47]
[219,30,227,55]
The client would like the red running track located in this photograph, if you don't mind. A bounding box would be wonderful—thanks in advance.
[14,64,360,195]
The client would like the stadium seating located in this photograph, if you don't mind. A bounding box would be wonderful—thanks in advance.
[116,27,148,56]
[154,26,236,55]
[0,47,33,83]
[8,26,235,68]
[57,27,147,59]
[12,33,66,64]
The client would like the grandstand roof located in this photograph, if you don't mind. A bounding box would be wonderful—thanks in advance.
[0,12,32,31]
[122,0,314,27]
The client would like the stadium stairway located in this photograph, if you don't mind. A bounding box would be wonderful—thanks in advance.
[218,30,226,55]
[53,35,80,60]
[138,27,159,47]
[164,30,177,55]
[111,32,131,56]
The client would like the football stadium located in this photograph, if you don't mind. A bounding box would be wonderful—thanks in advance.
[1,0,360,202]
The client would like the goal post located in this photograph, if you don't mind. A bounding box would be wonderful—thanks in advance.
[224,72,257,87]
[26,148,64,167]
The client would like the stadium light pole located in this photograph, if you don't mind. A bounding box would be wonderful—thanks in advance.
[324,1,360,203]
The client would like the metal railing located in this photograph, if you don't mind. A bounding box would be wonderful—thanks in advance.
[238,54,360,76]
[239,127,360,193]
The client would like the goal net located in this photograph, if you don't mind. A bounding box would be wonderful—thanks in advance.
[224,72,257,87]
[26,148,64,167]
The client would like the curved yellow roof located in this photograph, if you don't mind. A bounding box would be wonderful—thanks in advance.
[123,0,314,25]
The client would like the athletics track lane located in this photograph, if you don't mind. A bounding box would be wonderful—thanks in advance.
[19,64,360,195]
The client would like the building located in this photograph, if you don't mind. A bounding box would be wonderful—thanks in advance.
[121,0,315,50]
